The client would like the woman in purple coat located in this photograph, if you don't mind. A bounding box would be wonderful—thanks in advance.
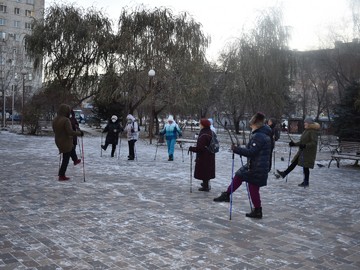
[188,119,216,192]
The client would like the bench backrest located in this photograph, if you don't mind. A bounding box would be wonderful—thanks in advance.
[339,141,360,154]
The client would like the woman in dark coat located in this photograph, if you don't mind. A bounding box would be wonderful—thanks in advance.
[52,104,83,181]
[70,110,81,166]
[276,117,320,187]
[188,119,216,192]
[101,115,123,157]
[213,112,272,219]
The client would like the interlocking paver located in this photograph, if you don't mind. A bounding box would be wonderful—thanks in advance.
[1,129,360,269]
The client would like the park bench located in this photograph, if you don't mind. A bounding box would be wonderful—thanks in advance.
[328,140,360,168]
[318,133,339,153]
[37,120,53,135]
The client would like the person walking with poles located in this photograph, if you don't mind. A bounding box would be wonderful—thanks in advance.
[267,118,280,172]
[188,119,216,192]
[276,117,320,187]
[69,109,82,166]
[159,115,182,161]
[53,104,84,181]
[124,114,139,160]
[213,112,271,219]
[101,115,123,158]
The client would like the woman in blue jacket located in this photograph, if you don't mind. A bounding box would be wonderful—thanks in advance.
[213,112,272,219]
[159,115,182,161]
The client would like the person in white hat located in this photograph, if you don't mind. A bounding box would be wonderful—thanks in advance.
[124,114,139,160]
[159,115,182,161]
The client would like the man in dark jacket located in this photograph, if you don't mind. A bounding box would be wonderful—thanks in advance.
[53,104,83,181]
[213,112,272,219]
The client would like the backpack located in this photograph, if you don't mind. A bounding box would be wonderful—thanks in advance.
[206,131,219,154]
[132,120,140,132]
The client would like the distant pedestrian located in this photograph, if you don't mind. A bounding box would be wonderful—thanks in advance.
[101,115,123,157]
[208,118,217,134]
[267,118,280,172]
[213,112,271,219]
[159,115,182,161]
[124,114,139,160]
[52,104,83,181]
[276,117,320,187]
[188,119,215,191]
[70,110,82,166]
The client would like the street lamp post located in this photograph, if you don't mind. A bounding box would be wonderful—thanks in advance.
[148,69,155,144]
[12,73,19,130]
[21,68,27,134]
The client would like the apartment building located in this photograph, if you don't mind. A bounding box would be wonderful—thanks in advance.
[0,0,44,124]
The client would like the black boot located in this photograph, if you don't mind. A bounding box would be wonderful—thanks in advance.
[276,169,286,179]
[168,154,173,161]
[201,182,211,191]
[298,182,309,187]
[245,207,262,219]
[199,180,210,192]
[213,192,230,202]
[101,145,106,151]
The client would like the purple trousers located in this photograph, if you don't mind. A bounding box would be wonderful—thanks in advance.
[226,175,261,208]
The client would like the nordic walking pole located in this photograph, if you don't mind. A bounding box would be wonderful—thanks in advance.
[286,146,291,182]
[134,143,137,161]
[190,151,193,193]
[154,137,159,161]
[100,132,103,157]
[181,142,184,162]
[81,136,85,182]
[117,135,121,160]
[229,150,235,220]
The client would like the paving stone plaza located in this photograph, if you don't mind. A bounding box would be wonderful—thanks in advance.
[1,130,360,269]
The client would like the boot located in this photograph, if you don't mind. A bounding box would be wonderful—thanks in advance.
[298,181,309,187]
[245,207,262,219]
[201,182,211,191]
[276,169,286,179]
[73,159,81,166]
[198,180,210,192]
[111,150,115,157]
[168,154,173,161]
[58,176,70,181]
[101,145,106,151]
[213,192,230,202]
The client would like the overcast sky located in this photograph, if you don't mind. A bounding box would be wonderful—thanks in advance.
[48,0,355,62]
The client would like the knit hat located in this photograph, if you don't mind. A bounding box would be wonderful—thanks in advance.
[111,115,118,121]
[200,118,211,128]
[304,117,314,124]
[249,112,265,126]
[167,115,174,122]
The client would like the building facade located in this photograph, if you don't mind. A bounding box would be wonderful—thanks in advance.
[0,0,44,124]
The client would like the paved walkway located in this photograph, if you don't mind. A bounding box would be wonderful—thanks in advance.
[1,131,360,269]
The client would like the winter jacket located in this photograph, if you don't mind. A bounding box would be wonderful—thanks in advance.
[189,127,215,181]
[103,120,123,145]
[292,122,320,169]
[124,114,139,141]
[52,104,82,153]
[234,125,272,187]
[70,110,80,146]
[159,122,182,140]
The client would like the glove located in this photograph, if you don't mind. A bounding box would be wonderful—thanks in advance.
[179,134,182,138]
[79,131,84,137]
[289,141,295,147]
[188,146,194,152]
[231,144,237,151]
[299,144,306,150]
[131,128,134,133]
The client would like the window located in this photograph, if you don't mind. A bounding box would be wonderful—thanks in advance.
[14,21,20,28]
[0,18,6,26]
[25,10,32,17]
[25,22,32,29]
[26,0,34,4]
[0,5,7,13]
[14,8,20,15]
